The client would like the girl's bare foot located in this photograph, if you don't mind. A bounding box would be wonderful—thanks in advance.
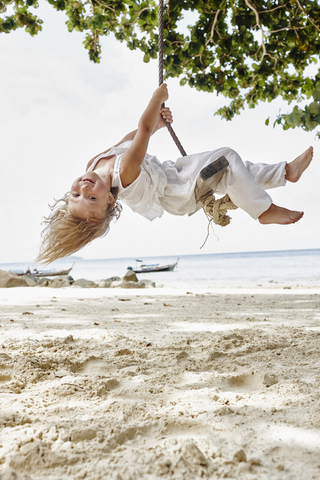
[258,204,304,225]
[285,146,313,183]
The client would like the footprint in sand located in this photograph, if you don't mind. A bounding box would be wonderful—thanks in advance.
[219,372,271,392]
[0,373,12,382]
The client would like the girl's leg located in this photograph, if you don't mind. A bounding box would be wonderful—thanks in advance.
[284,146,313,183]
[258,147,313,224]
[215,147,312,223]
[242,160,286,191]
[258,204,303,224]
[215,148,276,220]
[243,146,313,188]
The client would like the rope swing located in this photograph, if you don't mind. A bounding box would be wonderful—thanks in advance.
[157,0,237,234]
[158,0,187,157]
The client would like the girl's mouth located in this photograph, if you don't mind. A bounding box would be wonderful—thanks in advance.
[82,178,94,184]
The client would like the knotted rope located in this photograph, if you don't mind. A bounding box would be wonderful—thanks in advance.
[198,191,238,248]
[158,0,186,157]
[158,0,237,233]
[200,191,238,227]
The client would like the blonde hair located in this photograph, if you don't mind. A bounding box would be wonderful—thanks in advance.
[36,187,122,265]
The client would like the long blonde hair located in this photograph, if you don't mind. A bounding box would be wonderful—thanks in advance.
[36,187,122,265]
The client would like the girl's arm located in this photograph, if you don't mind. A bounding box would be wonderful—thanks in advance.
[86,84,172,174]
[86,130,138,171]
[119,84,172,187]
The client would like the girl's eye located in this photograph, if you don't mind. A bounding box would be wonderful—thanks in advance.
[72,193,80,197]
[89,196,96,200]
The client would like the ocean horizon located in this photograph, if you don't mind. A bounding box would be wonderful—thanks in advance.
[2,248,320,289]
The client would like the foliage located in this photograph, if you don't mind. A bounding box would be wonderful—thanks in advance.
[1,0,320,134]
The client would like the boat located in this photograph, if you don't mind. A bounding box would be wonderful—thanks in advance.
[10,263,74,277]
[127,258,179,274]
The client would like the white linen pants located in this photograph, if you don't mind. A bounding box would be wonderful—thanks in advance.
[214,148,287,219]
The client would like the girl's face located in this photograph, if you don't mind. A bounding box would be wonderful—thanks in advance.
[68,172,113,221]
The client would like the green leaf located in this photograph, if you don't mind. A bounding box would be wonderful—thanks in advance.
[309,101,320,115]
[305,116,319,131]
[3,0,320,133]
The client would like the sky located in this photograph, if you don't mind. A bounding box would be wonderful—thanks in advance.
[1,3,319,265]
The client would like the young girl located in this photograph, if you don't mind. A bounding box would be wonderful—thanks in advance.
[37,84,313,264]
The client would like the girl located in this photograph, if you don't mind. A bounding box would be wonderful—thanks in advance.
[36,84,313,264]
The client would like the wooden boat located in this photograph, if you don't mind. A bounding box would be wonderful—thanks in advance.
[11,263,74,277]
[128,258,179,274]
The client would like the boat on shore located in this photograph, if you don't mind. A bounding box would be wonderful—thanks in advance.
[128,258,179,274]
[10,263,74,278]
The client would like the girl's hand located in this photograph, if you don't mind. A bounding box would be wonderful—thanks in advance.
[153,83,169,103]
[156,107,173,130]
[153,107,173,132]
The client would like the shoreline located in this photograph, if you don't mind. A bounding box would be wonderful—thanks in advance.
[0,284,320,301]
[2,248,320,292]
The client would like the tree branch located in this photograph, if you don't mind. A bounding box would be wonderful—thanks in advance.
[88,0,95,15]
[245,0,267,56]
[244,0,277,66]
[205,9,221,46]
[296,0,320,31]
[122,6,152,27]
[259,3,289,15]
[0,0,15,14]
[92,0,115,13]
[269,25,307,35]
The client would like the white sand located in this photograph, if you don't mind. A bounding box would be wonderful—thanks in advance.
[1,286,320,480]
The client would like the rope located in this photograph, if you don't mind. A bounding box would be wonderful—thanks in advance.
[200,191,238,227]
[199,191,238,248]
[158,0,187,157]
[158,0,237,242]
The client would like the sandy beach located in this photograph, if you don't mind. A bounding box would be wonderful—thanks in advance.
[0,286,320,480]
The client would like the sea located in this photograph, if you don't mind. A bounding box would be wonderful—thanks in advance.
[2,249,320,290]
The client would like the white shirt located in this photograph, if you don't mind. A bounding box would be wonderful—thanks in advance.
[107,141,229,220]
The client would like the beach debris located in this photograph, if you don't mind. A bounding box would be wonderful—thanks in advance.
[54,370,70,378]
